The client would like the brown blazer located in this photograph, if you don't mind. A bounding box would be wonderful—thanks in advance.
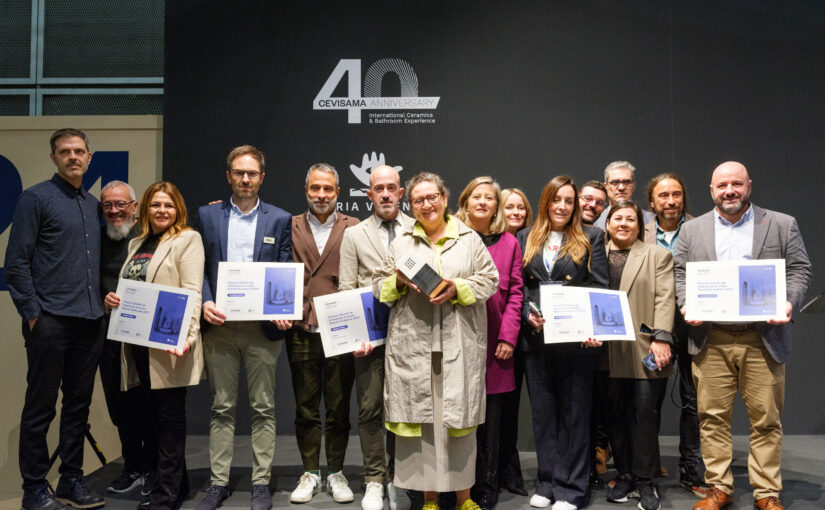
[607,239,675,379]
[120,229,206,390]
[291,212,359,329]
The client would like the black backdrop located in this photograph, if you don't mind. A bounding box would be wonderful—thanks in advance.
[164,1,824,436]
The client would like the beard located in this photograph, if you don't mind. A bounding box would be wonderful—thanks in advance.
[714,191,750,216]
[105,216,135,241]
[308,197,335,216]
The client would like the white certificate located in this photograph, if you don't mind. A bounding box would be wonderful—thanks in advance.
[539,285,635,343]
[107,279,196,351]
[685,259,786,322]
[314,287,389,357]
[215,262,304,320]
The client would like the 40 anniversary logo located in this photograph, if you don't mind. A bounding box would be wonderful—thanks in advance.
[313,59,440,124]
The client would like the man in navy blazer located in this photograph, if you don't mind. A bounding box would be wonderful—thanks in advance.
[195,145,292,510]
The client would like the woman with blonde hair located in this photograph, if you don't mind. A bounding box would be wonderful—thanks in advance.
[105,181,205,510]
[501,188,533,235]
[517,176,608,510]
[456,177,524,510]
[374,172,499,510]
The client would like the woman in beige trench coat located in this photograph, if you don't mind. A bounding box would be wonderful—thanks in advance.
[373,172,498,510]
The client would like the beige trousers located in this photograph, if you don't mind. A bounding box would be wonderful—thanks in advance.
[692,328,785,499]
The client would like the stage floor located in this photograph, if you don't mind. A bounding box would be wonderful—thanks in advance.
[14,435,825,509]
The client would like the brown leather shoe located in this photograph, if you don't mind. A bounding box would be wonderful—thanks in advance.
[754,496,784,510]
[594,446,611,475]
[693,487,733,510]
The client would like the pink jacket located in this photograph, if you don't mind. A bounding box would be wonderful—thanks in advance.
[484,232,524,394]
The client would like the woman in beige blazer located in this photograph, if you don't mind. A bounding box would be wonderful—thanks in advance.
[594,200,674,510]
[105,181,205,510]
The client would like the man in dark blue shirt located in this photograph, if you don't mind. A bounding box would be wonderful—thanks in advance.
[5,128,106,510]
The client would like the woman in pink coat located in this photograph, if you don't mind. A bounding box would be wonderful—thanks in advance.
[457,177,524,510]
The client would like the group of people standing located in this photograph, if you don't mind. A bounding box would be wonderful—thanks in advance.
[5,129,811,510]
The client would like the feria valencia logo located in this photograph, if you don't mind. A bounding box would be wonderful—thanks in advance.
[313,59,440,124]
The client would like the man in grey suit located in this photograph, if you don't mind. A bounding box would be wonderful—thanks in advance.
[339,165,414,510]
[674,162,812,510]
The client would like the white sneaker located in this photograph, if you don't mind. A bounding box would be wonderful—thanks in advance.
[387,482,398,510]
[327,471,354,503]
[290,472,321,503]
[551,502,577,510]
[361,482,384,510]
[530,494,552,508]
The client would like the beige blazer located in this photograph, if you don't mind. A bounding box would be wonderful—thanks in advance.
[120,228,206,390]
[338,212,415,290]
[607,239,675,379]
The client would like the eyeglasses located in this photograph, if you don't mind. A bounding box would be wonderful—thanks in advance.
[102,200,135,211]
[606,179,634,189]
[580,195,606,208]
[412,193,442,208]
[231,169,263,180]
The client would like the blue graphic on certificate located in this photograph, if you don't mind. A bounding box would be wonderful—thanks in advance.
[314,287,388,357]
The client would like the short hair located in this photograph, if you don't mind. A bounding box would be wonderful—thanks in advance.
[646,172,688,215]
[501,188,534,229]
[305,163,339,186]
[605,199,645,242]
[405,171,450,222]
[101,180,136,201]
[456,176,507,235]
[226,145,265,172]
[603,160,636,181]
[137,181,190,241]
[580,180,608,198]
[50,128,89,153]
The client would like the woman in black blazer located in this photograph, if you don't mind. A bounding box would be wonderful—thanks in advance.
[516,176,608,510]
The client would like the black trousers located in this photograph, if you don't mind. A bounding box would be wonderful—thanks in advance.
[474,393,507,500]
[497,348,526,488]
[524,342,597,508]
[673,318,703,471]
[131,346,189,510]
[19,312,104,492]
[99,333,157,474]
[591,368,611,451]
[606,377,668,481]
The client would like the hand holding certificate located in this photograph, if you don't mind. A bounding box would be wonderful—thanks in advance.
[538,285,635,343]
[685,259,787,322]
[314,287,389,357]
[107,279,196,352]
[215,261,304,320]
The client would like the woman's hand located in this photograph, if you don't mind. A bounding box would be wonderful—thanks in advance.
[494,341,514,360]
[166,340,191,357]
[650,340,672,370]
[395,268,420,293]
[582,337,603,348]
[104,292,121,311]
[272,319,293,331]
[429,279,457,305]
[527,311,545,330]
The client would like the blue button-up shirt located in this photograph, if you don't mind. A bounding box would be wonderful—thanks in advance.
[227,197,259,262]
[714,205,754,261]
[655,215,686,254]
[4,174,104,320]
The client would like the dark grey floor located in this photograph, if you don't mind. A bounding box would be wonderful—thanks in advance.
[86,435,825,510]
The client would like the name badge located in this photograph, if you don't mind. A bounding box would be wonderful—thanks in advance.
[263,236,275,244]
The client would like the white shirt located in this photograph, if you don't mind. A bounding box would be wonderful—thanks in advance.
[714,205,754,261]
[227,198,259,262]
[377,214,402,248]
[307,210,338,255]
[543,231,564,273]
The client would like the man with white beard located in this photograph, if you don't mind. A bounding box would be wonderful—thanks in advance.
[98,181,155,495]
[276,163,360,504]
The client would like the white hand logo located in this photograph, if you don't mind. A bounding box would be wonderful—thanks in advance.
[349,152,403,187]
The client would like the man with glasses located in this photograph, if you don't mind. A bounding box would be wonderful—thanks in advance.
[594,161,655,229]
[195,145,293,510]
[6,128,106,510]
[339,166,414,510]
[98,181,156,496]
[578,180,608,226]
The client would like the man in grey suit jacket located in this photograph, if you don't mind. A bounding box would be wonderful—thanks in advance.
[673,162,812,510]
[339,166,414,510]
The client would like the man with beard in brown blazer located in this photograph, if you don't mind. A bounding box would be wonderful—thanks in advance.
[276,163,360,505]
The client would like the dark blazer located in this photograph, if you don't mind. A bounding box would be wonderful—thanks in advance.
[674,204,812,363]
[291,212,360,329]
[197,199,293,341]
[517,224,609,351]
